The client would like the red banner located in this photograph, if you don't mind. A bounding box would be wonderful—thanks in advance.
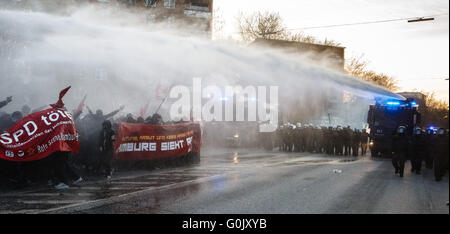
[114,122,202,161]
[0,108,79,162]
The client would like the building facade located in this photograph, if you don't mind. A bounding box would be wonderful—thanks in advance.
[93,0,214,37]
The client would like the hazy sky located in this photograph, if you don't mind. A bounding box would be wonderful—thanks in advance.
[214,0,449,102]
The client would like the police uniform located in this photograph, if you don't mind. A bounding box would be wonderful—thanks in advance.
[343,127,351,156]
[351,130,360,157]
[360,130,369,156]
[424,130,435,169]
[433,128,449,181]
[391,126,411,177]
[411,128,426,174]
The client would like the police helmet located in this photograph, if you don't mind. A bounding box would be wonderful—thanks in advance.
[437,128,445,135]
[397,126,406,134]
[414,127,422,135]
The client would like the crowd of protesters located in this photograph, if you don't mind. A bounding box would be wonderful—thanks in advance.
[1,96,85,189]
[0,95,179,190]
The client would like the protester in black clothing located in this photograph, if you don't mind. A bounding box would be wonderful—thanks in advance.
[136,117,145,123]
[0,113,13,132]
[87,106,125,122]
[21,105,31,116]
[5,111,30,188]
[147,113,164,125]
[42,151,82,189]
[10,111,23,123]
[0,96,12,109]
[82,105,124,171]
[99,120,116,178]
[126,113,136,123]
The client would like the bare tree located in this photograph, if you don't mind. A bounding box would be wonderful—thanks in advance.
[423,92,449,128]
[281,32,342,47]
[237,11,341,47]
[237,11,287,42]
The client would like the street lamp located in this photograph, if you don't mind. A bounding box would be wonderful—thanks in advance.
[408,17,435,23]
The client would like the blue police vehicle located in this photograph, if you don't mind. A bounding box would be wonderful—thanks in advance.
[367,97,421,157]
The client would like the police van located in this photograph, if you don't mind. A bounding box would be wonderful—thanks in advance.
[367,97,421,158]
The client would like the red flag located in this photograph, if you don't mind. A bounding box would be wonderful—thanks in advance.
[72,94,87,115]
[50,86,71,109]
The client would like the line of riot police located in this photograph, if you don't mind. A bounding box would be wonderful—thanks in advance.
[275,123,369,157]
[391,125,449,181]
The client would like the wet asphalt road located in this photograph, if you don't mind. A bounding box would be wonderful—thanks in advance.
[0,148,448,214]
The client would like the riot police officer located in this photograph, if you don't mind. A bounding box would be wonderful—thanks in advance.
[276,126,284,151]
[325,127,334,155]
[424,128,435,169]
[351,129,360,157]
[411,127,426,175]
[334,126,343,155]
[433,128,449,181]
[343,126,351,156]
[360,129,369,156]
[294,123,303,152]
[391,126,411,178]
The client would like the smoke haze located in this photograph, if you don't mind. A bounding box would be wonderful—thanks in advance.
[0,6,403,128]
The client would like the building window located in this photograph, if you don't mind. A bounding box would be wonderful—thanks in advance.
[185,0,210,11]
[145,0,159,7]
[164,0,176,8]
